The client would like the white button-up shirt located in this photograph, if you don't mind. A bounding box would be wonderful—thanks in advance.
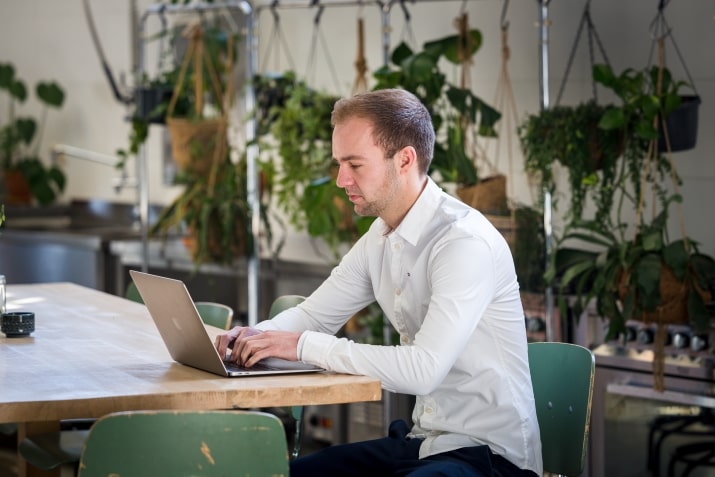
[257,178,542,474]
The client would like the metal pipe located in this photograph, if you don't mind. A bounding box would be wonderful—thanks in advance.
[243,0,261,328]
[537,0,555,342]
[137,9,150,273]
[51,144,119,168]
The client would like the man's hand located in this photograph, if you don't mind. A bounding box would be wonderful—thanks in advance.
[214,327,302,367]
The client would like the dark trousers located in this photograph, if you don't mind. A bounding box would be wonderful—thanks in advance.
[290,420,539,477]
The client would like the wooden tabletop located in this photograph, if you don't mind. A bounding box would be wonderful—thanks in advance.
[1,282,381,424]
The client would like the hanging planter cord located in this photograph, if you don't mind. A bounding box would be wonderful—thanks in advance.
[305,0,343,94]
[166,23,230,194]
[260,1,297,73]
[640,17,691,393]
[554,0,611,107]
[491,0,521,203]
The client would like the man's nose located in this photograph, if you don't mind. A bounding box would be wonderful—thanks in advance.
[335,165,352,188]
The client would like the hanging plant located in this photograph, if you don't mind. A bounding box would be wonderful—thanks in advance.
[518,100,623,224]
[256,72,374,260]
[372,29,500,188]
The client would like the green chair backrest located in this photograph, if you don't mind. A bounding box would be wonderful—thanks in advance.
[195,301,234,330]
[269,294,307,319]
[528,342,595,476]
[77,410,288,477]
[269,294,306,459]
[125,281,143,304]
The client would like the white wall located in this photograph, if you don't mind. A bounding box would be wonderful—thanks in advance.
[1,0,713,262]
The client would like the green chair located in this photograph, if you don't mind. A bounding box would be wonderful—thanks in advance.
[125,280,143,303]
[195,301,234,330]
[268,294,307,459]
[528,341,595,477]
[77,410,288,477]
[127,281,233,330]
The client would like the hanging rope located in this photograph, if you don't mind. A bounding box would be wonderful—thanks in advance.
[304,1,343,94]
[646,0,698,95]
[260,1,296,73]
[554,0,611,106]
[352,14,369,95]
[398,0,417,51]
[639,8,692,391]
[489,0,524,203]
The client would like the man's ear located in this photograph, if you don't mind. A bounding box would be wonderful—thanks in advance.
[397,146,418,172]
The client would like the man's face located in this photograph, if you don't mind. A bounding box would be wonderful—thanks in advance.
[332,117,399,218]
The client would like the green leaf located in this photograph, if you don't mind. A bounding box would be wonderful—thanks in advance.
[662,240,689,280]
[9,79,27,102]
[635,253,662,310]
[15,118,37,144]
[598,108,625,130]
[36,81,65,108]
[687,287,710,333]
[640,229,663,252]
[424,30,482,65]
[0,63,14,89]
[390,42,414,65]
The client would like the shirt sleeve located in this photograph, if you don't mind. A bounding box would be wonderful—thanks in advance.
[301,235,497,395]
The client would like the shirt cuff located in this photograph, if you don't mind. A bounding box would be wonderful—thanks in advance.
[297,330,336,367]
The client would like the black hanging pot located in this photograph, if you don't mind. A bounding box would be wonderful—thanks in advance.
[657,95,701,153]
[136,86,173,124]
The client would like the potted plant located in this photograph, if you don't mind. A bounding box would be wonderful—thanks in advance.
[150,151,272,266]
[0,62,66,205]
[116,23,237,177]
[545,63,714,389]
[518,100,623,223]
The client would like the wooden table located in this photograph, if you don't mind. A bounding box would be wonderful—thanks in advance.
[1,283,382,477]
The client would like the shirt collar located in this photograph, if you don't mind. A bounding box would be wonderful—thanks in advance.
[389,177,443,246]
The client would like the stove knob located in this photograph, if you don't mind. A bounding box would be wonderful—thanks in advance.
[690,334,709,352]
[526,316,545,332]
[672,331,690,349]
[637,328,654,344]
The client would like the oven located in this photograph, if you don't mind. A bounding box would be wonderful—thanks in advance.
[571,312,715,477]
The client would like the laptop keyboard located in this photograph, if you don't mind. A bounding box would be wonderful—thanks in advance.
[223,360,282,372]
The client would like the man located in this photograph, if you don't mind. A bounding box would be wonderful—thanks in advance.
[215,88,542,476]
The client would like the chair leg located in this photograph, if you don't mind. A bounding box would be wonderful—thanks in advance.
[291,405,304,459]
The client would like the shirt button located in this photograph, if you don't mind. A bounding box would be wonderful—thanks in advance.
[425,407,434,414]
[395,288,402,296]
[400,335,409,344]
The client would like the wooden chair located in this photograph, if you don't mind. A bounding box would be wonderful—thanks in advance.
[528,341,595,476]
[77,410,288,477]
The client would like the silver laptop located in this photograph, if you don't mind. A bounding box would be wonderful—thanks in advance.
[129,270,324,377]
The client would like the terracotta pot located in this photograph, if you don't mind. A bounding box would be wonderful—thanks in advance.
[2,169,33,205]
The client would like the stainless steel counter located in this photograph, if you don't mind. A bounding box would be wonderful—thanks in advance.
[0,200,334,322]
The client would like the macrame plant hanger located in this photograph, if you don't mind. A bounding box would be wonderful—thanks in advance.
[642,0,693,392]
[260,1,296,73]
[489,0,521,205]
[352,4,369,95]
[397,0,418,52]
[554,0,611,108]
[305,0,343,95]
[646,0,700,154]
[455,3,508,218]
